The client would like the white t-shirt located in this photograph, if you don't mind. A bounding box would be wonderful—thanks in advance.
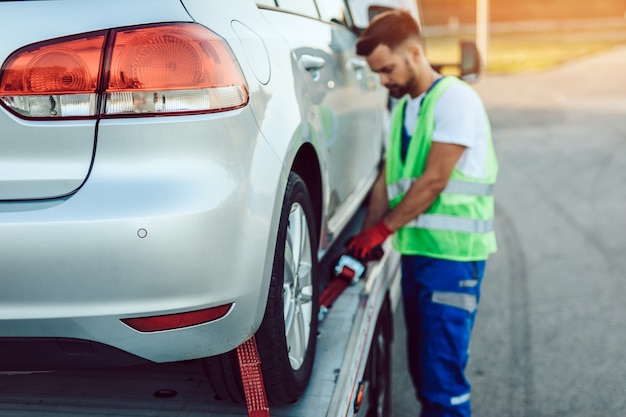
[402,82,490,179]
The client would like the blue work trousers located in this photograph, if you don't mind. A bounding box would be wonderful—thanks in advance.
[401,255,485,417]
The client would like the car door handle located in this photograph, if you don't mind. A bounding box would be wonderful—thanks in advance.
[349,58,368,83]
[299,54,326,72]
[349,58,367,70]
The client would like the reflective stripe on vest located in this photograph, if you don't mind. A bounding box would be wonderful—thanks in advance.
[387,178,494,202]
[407,214,494,234]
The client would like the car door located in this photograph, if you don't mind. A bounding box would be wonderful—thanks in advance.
[314,0,388,233]
[260,0,387,240]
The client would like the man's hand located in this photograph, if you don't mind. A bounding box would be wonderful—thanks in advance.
[347,220,393,261]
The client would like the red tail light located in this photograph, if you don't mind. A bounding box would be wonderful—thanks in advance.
[121,303,233,333]
[0,32,106,118]
[0,23,249,119]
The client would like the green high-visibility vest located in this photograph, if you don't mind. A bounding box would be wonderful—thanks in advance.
[386,76,498,261]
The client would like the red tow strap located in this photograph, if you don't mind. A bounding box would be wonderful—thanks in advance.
[236,336,270,417]
[319,255,365,321]
[237,256,364,417]
[319,265,356,310]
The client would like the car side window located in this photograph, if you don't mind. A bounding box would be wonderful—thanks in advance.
[276,0,319,18]
[315,0,349,25]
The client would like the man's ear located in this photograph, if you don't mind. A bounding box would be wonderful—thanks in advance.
[406,43,423,63]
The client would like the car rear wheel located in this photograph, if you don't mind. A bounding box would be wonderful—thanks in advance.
[204,172,319,405]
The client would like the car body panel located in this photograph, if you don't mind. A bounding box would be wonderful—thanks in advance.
[256,8,387,244]
[0,115,96,200]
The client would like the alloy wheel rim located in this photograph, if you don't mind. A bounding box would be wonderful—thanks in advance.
[283,202,314,370]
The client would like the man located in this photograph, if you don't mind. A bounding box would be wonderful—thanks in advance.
[347,9,498,417]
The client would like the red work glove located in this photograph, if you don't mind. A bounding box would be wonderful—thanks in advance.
[346,220,393,262]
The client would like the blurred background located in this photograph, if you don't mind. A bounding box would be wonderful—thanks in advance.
[419,0,626,73]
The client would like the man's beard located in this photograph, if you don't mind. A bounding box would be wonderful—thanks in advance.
[387,84,408,98]
[386,72,417,98]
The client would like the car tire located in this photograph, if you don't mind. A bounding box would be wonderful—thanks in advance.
[204,172,319,405]
[365,298,392,417]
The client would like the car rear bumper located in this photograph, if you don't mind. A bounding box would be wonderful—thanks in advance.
[0,109,286,367]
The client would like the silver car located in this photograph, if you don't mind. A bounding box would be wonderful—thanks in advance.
[0,0,388,404]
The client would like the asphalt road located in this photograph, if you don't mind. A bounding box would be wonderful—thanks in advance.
[391,45,626,416]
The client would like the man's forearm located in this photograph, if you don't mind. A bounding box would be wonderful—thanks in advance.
[382,174,444,231]
[362,169,390,230]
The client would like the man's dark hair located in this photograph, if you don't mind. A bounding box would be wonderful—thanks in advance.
[356,9,423,56]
